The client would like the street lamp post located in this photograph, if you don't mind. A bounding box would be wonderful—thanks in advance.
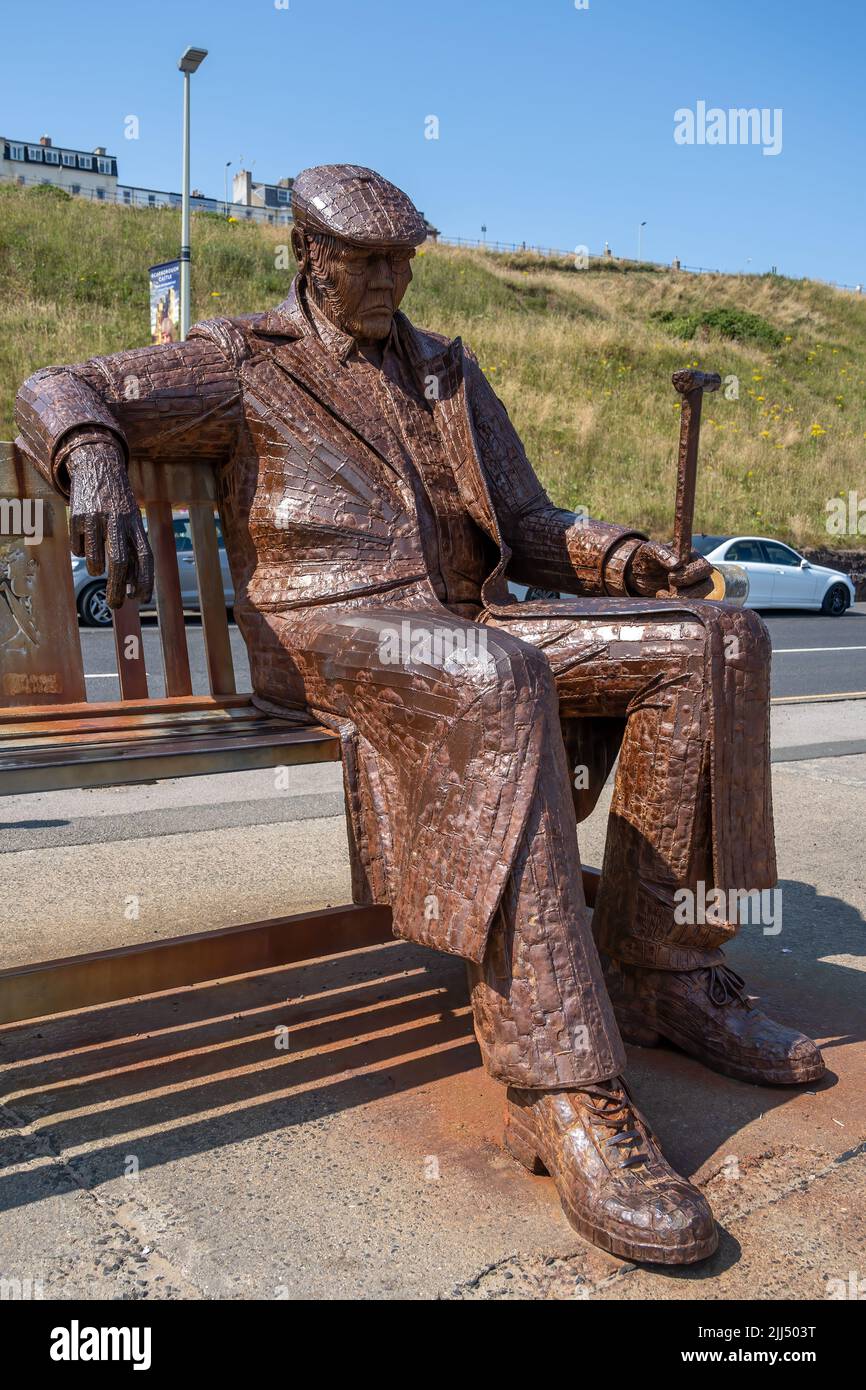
[638,220,647,262]
[224,160,232,218]
[178,45,208,341]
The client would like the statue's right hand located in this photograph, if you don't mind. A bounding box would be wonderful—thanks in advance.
[67,439,154,607]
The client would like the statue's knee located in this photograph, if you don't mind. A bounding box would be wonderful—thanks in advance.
[484,631,553,698]
[701,603,771,665]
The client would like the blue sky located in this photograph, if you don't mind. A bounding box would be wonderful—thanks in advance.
[3,0,863,284]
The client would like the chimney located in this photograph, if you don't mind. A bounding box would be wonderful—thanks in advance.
[39,135,52,147]
[93,146,106,156]
[233,169,253,206]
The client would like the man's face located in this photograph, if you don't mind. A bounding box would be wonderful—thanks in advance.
[303,232,415,342]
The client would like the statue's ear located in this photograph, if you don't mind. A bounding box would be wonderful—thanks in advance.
[290,225,309,272]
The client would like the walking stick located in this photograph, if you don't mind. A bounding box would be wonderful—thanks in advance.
[656,368,725,600]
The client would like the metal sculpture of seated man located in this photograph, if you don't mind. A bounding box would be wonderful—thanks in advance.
[15,164,825,1266]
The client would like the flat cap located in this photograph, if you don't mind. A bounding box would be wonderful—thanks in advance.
[291,164,427,248]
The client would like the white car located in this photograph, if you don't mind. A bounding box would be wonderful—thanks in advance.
[693,535,855,615]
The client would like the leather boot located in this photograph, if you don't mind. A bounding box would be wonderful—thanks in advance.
[604,957,825,1086]
[504,1078,718,1265]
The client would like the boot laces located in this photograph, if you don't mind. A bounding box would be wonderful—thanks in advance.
[580,1079,650,1170]
[705,964,749,1008]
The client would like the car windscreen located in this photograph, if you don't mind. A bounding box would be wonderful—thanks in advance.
[692,536,728,556]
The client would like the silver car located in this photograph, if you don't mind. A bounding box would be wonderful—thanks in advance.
[693,535,856,615]
[72,514,234,626]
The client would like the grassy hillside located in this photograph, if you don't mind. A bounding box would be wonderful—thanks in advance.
[2,183,864,547]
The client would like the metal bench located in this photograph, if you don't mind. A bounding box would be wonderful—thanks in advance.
[0,440,601,1027]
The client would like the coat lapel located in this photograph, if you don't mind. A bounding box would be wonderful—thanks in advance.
[408,326,512,598]
[397,317,503,546]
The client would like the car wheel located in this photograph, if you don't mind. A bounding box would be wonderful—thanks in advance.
[78,581,112,627]
[821,583,849,617]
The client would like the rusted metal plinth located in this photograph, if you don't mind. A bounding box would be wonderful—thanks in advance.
[0,870,601,1028]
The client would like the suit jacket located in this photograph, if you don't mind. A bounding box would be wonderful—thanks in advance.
[14,279,647,961]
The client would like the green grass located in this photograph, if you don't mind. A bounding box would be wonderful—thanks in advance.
[2,183,864,547]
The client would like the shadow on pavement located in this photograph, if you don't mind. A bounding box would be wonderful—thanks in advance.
[0,876,862,1216]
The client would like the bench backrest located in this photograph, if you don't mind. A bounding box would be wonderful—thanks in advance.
[0,441,239,709]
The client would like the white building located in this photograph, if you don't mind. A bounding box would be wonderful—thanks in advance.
[232,170,294,222]
[0,136,290,224]
[0,134,118,198]
[1,137,438,235]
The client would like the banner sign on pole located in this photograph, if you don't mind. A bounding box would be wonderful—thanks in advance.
[148,260,181,343]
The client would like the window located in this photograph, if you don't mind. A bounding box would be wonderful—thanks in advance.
[44,148,60,164]
[725,540,766,563]
[8,143,24,160]
[277,187,290,203]
[173,519,194,552]
[62,151,76,166]
[97,157,112,175]
[27,146,43,161]
[96,188,105,200]
[78,154,93,169]
[763,542,801,567]
[71,183,81,195]
[148,194,156,205]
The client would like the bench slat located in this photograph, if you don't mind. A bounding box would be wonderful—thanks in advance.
[0,694,268,723]
[111,597,149,700]
[2,716,312,751]
[0,723,341,795]
[0,444,86,708]
[0,697,315,739]
[145,500,192,697]
[0,905,393,1025]
[189,502,236,696]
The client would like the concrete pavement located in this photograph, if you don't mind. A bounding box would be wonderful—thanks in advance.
[0,698,864,1299]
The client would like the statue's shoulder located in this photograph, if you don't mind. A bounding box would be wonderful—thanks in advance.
[188,312,297,367]
[397,314,474,365]
[188,313,257,366]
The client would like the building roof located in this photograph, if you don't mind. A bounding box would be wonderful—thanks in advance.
[2,138,117,159]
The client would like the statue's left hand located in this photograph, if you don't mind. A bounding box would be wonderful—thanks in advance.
[627,540,712,597]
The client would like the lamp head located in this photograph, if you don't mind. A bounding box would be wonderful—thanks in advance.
[179,46,208,73]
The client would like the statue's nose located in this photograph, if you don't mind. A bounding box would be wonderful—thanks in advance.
[367,256,395,289]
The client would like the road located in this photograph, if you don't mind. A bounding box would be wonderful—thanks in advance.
[77,602,866,702]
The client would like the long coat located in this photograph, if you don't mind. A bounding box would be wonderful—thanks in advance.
[15,281,764,963]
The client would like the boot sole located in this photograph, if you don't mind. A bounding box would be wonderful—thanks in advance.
[616,1009,826,1087]
[503,1106,719,1267]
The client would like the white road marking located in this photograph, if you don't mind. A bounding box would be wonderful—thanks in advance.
[772,691,866,704]
[774,645,866,654]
